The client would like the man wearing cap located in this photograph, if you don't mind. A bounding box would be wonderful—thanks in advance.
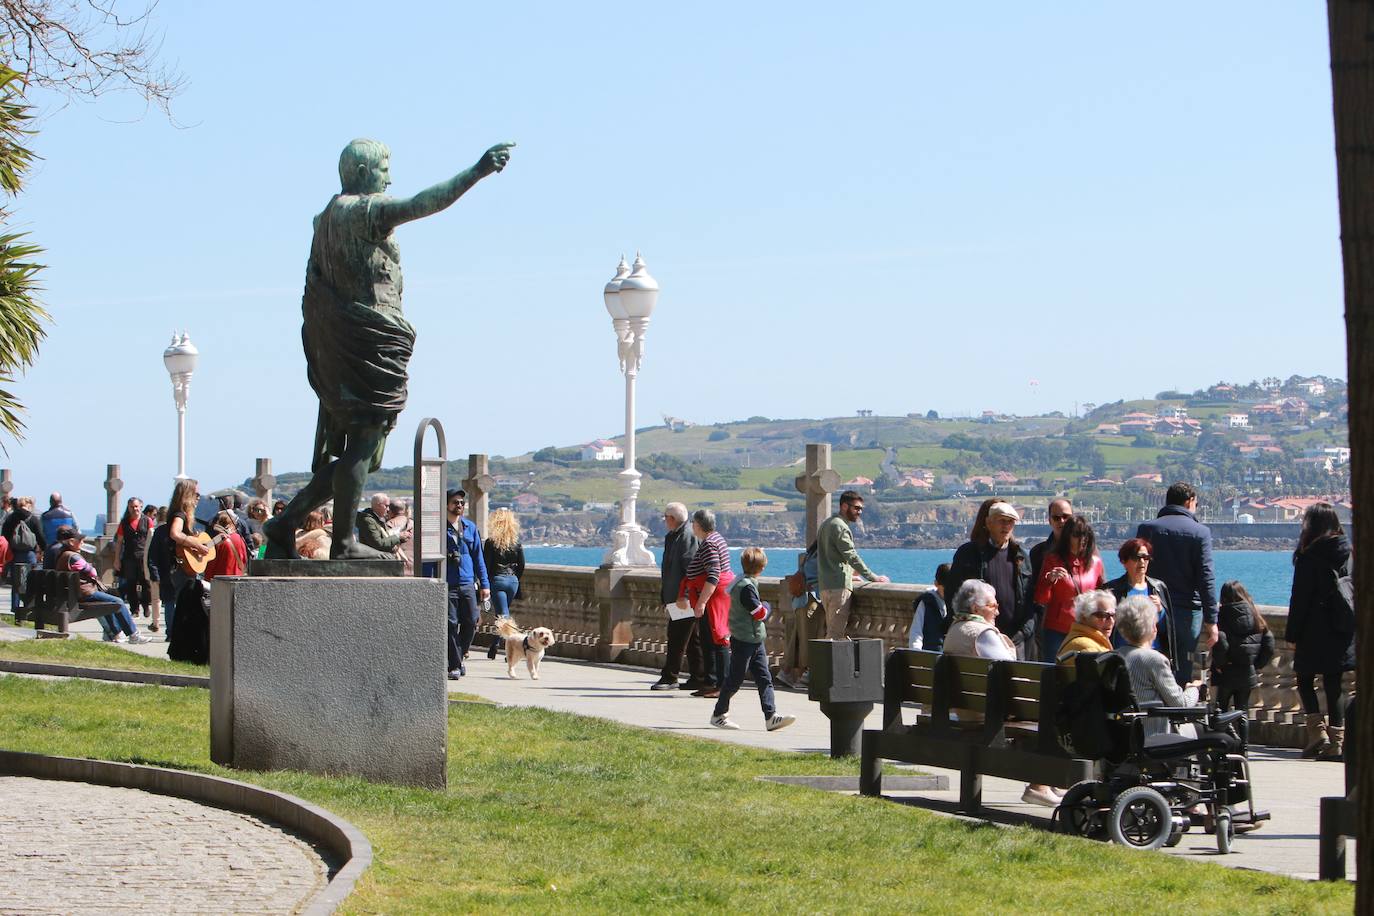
[947,501,1034,659]
[816,490,890,639]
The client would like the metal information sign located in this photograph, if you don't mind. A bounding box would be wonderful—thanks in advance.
[413,418,448,580]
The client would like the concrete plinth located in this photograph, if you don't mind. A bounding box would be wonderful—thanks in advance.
[210,576,448,788]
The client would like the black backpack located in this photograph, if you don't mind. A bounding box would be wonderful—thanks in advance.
[1328,559,1356,635]
[10,519,36,553]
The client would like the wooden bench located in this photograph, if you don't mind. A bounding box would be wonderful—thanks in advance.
[859,648,1096,813]
[18,570,117,638]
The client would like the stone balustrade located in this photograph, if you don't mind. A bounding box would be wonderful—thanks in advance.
[493,564,1336,749]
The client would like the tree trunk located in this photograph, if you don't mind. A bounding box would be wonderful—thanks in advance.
[1327,1,1374,907]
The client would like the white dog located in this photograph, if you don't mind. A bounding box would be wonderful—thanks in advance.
[496,617,556,680]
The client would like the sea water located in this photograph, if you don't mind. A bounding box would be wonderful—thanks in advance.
[523,546,1297,606]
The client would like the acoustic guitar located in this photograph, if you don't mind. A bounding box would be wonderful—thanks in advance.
[176,530,230,576]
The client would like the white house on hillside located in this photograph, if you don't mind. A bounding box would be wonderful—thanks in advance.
[580,439,624,461]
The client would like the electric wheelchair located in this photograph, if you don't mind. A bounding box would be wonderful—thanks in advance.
[1050,651,1269,853]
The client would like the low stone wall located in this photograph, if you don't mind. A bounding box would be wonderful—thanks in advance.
[499,564,1340,750]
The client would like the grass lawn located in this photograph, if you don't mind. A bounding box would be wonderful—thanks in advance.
[0,677,1350,913]
[0,637,206,676]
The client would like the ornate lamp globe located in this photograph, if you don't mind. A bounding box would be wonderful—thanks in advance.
[618,252,659,319]
[603,255,630,320]
[163,332,199,377]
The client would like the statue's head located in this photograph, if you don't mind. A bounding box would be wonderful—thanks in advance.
[338,138,392,194]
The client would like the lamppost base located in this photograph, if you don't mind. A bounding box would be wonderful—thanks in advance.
[603,523,656,568]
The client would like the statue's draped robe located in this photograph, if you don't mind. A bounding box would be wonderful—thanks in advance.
[300,193,416,473]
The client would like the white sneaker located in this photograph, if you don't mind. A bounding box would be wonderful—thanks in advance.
[127,633,151,645]
[113,633,129,644]
[710,714,740,730]
[766,714,796,732]
[1021,786,1059,807]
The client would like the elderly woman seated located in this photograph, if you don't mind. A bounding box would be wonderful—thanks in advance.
[1055,590,1117,666]
[943,580,1015,660]
[943,580,1059,807]
[1117,595,1204,736]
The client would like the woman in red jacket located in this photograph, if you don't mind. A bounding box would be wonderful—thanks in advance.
[1035,516,1105,662]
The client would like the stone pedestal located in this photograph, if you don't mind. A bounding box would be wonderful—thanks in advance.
[808,638,884,757]
[210,576,448,788]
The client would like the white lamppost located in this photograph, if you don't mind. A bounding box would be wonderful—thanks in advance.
[602,253,658,567]
[162,331,199,480]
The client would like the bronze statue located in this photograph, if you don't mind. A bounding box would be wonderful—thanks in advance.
[263,138,514,559]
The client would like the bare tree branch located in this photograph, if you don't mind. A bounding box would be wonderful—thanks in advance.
[0,0,184,116]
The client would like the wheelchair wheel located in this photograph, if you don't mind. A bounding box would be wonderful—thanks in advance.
[1215,810,1233,854]
[1108,786,1172,851]
[1055,782,1105,839]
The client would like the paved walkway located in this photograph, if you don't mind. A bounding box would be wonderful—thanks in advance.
[4,610,1354,881]
[0,776,328,914]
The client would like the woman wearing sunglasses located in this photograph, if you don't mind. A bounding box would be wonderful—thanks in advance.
[1103,537,1180,677]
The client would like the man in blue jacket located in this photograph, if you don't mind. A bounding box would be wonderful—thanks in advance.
[1136,482,1218,682]
[443,489,489,679]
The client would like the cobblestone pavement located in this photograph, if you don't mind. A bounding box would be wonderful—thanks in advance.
[0,776,328,915]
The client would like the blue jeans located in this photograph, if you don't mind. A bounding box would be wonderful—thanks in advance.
[1041,628,1066,664]
[447,585,479,673]
[161,594,175,640]
[490,574,518,617]
[713,638,775,720]
[84,590,137,637]
[1171,606,1203,683]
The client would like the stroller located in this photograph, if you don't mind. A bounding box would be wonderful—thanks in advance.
[1051,651,1268,853]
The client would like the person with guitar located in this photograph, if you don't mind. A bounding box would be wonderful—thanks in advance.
[166,479,211,598]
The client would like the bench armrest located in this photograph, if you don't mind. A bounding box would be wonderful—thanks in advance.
[1143,705,1211,719]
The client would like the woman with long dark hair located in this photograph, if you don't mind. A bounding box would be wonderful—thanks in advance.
[1285,502,1354,761]
[1211,580,1275,720]
[1033,515,1105,662]
[113,496,153,624]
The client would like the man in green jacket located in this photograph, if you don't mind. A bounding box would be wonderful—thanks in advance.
[356,492,411,558]
[817,490,889,639]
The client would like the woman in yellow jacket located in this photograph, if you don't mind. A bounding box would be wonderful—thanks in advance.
[1056,590,1117,667]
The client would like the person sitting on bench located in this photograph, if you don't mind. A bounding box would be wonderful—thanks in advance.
[53,527,148,644]
[944,579,1060,808]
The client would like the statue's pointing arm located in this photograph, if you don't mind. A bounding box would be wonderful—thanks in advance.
[372,142,515,231]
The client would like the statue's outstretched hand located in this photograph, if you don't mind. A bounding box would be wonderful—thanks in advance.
[478,142,516,176]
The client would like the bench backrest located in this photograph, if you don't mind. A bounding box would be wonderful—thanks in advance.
[883,649,1077,753]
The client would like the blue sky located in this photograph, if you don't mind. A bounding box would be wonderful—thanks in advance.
[1,2,1344,525]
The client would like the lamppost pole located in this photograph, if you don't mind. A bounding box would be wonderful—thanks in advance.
[162,332,199,480]
[603,253,658,567]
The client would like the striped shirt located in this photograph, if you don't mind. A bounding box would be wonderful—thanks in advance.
[684,531,729,585]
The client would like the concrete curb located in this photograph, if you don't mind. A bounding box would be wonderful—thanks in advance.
[0,659,209,688]
[0,750,371,915]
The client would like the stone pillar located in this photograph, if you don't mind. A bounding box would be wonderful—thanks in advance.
[462,453,493,537]
[102,464,122,538]
[795,443,840,546]
[594,565,634,663]
[251,458,276,506]
[0,469,13,510]
[96,464,123,584]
